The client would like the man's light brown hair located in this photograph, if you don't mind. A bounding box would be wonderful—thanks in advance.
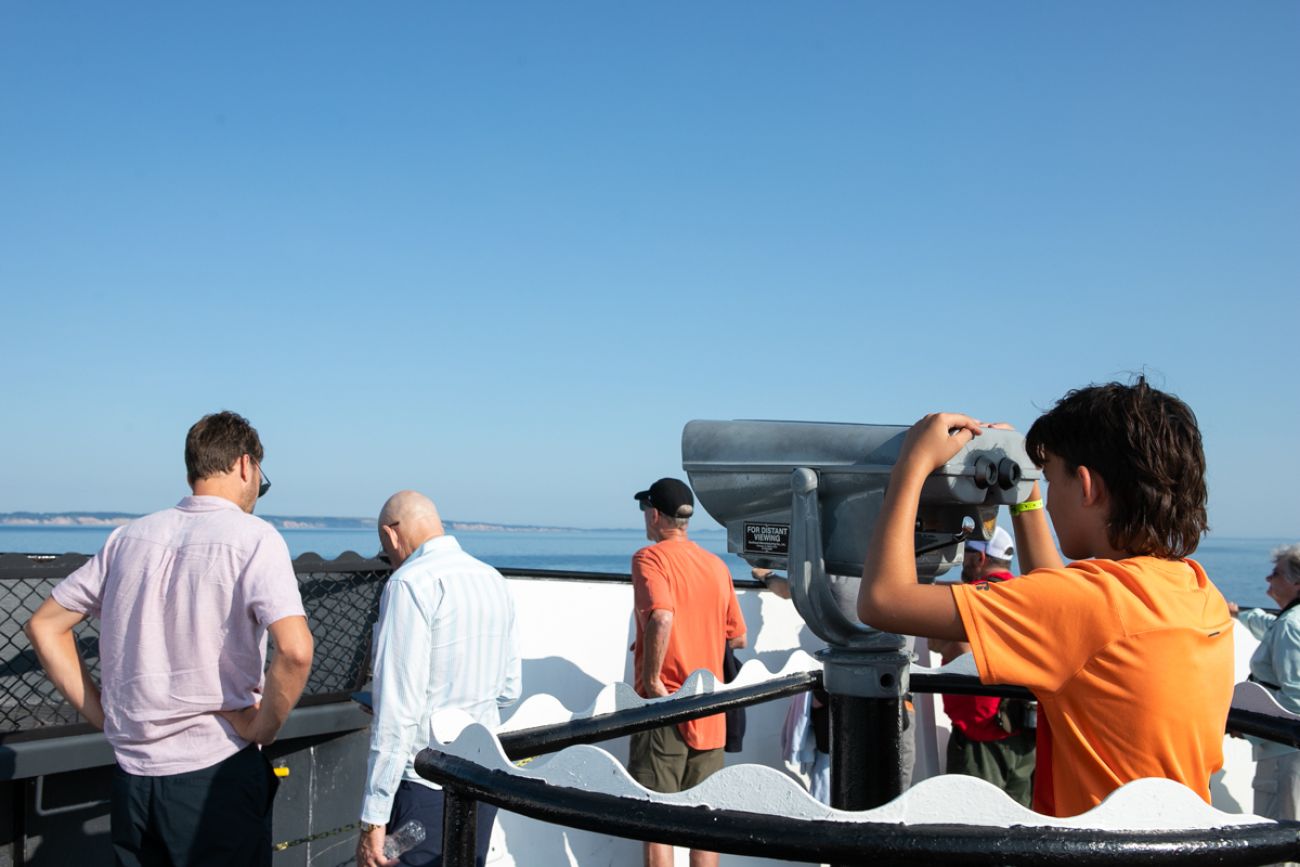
[185,411,264,485]
[1024,377,1208,559]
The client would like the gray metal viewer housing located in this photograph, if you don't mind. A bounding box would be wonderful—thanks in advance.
[682,419,1039,640]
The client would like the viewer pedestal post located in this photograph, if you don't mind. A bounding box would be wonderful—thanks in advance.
[822,647,910,867]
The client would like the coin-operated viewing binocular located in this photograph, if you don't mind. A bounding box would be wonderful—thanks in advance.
[682,419,1040,649]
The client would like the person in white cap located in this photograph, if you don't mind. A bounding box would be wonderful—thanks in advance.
[932,526,1036,806]
[961,525,1016,584]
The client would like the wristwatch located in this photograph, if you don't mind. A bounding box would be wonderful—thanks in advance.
[360,821,384,834]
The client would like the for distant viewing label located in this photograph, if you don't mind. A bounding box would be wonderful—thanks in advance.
[743,522,790,556]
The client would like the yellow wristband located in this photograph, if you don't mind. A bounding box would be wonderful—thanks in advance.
[1011,499,1043,515]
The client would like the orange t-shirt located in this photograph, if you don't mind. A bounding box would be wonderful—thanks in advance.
[951,556,1233,818]
[632,538,746,750]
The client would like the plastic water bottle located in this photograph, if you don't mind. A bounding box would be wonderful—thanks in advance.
[382,820,426,860]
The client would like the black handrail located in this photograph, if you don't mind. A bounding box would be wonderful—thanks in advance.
[0,552,92,580]
[910,672,1034,700]
[498,670,821,759]
[481,667,1300,768]
[910,673,1300,749]
[1226,709,1300,749]
[416,749,1300,866]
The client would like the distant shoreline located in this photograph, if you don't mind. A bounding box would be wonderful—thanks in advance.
[0,512,603,534]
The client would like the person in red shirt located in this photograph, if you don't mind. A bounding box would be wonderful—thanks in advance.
[932,526,1035,806]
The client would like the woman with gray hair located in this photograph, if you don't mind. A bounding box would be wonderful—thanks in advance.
[1229,543,1300,820]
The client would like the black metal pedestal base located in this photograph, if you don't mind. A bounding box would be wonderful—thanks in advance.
[829,694,903,812]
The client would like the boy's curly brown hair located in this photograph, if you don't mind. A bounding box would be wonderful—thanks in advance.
[1024,377,1208,559]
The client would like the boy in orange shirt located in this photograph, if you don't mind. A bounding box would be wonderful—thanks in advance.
[857,378,1234,817]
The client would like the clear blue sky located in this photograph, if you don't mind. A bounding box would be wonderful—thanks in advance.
[2,3,1297,536]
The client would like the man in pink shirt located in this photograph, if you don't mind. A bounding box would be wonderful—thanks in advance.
[24,411,314,867]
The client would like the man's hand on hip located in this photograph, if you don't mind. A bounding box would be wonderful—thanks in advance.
[218,702,278,745]
[222,614,314,746]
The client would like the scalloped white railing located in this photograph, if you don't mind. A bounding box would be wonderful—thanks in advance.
[1233,680,1300,719]
[428,721,1271,831]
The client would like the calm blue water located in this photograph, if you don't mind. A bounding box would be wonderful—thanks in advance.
[0,526,1290,608]
[0,525,750,577]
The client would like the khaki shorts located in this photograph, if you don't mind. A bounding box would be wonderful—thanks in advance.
[627,724,724,794]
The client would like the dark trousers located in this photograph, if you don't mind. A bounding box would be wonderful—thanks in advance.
[946,727,1036,808]
[111,745,278,867]
[390,780,498,867]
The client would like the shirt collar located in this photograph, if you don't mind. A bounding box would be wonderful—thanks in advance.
[407,534,460,562]
[176,495,244,513]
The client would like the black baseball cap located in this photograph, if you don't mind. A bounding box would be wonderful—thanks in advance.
[634,477,695,519]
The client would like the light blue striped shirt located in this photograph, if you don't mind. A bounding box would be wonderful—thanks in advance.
[361,535,521,824]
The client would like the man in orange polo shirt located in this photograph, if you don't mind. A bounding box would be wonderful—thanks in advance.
[628,477,746,867]
[857,379,1233,817]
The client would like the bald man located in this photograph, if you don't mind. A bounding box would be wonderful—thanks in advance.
[356,491,521,867]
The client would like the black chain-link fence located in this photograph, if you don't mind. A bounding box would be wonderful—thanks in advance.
[293,554,388,705]
[0,555,96,735]
[0,552,390,739]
